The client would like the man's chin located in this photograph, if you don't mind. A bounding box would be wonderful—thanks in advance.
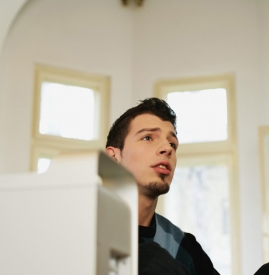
[142,181,170,199]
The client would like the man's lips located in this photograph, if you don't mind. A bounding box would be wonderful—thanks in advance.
[151,162,171,175]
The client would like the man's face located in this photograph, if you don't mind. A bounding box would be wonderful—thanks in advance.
[114,114,178,198]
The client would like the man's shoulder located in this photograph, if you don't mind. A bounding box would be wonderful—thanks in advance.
[178,232,220,275]
[180,232,204,254]
[154,214,220,275]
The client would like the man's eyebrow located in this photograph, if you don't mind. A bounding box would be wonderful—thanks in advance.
[135,127,178,140]
[135,127,161,135]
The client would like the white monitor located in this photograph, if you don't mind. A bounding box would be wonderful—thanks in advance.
[0,150,138,275]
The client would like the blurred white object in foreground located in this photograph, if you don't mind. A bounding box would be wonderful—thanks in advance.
[0,150,138,275]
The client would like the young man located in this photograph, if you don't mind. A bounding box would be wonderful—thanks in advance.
[106,98,219,275]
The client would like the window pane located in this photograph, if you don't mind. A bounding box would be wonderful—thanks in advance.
[164,164,231,275]
[37,158,51,174]
[167,89,227,144]
[39,82,95,140]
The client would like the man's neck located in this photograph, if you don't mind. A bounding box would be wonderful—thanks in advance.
[138,195,158,226]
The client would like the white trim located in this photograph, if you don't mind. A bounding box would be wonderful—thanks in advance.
[31,64,110,171]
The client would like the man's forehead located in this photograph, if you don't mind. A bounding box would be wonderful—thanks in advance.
[129,114,176,133]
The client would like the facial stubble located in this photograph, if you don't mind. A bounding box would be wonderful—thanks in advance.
[142,174,170,199]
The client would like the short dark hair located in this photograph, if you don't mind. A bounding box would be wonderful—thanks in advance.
[106,97,177,150]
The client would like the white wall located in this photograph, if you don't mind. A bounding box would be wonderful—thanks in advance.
[0,0,28,173]
[0,0,26,55]
[258,0,269,125]
[0,0,268,274]
[0,0,133,173]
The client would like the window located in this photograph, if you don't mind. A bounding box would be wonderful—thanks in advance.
[155,74,240,275]
[37,158,51,174]
[30,64,110,172]
[39,82,96,140]
[167,88,227,143]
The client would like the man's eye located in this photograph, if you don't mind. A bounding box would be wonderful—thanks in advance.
[142,136,152,141]
[170,143,177,150]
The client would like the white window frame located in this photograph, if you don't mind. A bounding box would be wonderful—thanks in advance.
[155,74,241,275]
[30,64,110,171]
[155,74,237,155]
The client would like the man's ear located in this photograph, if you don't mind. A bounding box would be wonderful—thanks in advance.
[105,146,122,163]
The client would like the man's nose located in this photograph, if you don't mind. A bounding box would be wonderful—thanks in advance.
[158,140,172,156]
